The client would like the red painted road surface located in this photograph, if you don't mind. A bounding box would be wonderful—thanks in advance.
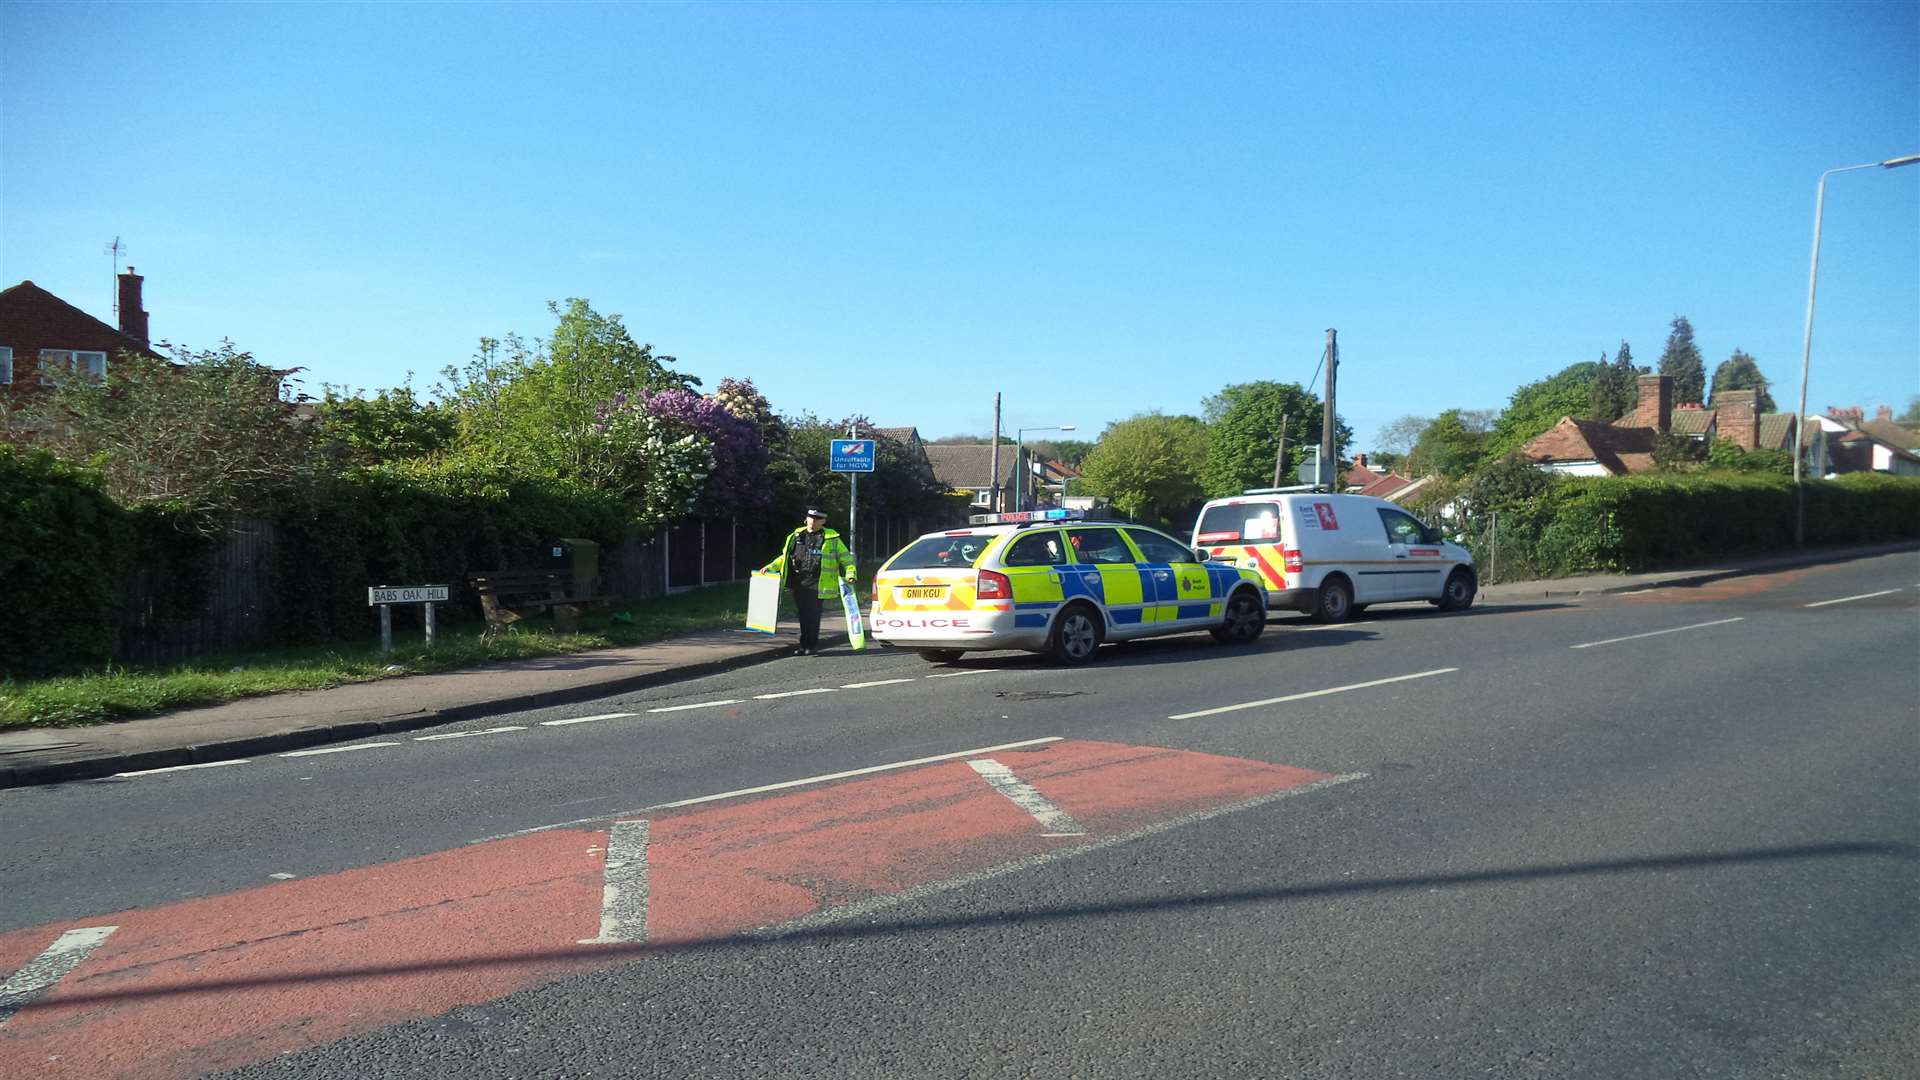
[0,740,1333,1078]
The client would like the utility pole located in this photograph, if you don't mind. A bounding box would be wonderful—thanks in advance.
[989,393,1003,512]
[1272,414,1289,487]
[1320,329,1339,490]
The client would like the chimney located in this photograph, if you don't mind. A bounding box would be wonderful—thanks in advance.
[117,267,149,344]
[1717,389,1759,450]
[1355,453,1368,470]
[1876,405,1894,423]
[1635,374,1672,433]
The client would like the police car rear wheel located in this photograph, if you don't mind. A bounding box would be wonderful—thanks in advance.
[1211,591,1266,644]
[1312,576,1354,623]
[1049,606,1103,665]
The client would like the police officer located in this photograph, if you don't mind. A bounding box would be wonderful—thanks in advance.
[761,507,856,656]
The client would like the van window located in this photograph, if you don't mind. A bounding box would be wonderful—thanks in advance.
[886,534,991,570]
[1003,530,1068,567]
[1195,502,1284,545]
[1125,527,1196,564]
[1065,527,1135,565]
[1377,508,1432,545]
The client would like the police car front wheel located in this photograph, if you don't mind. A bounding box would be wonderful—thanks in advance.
[1212,590,1266,644]
[1049,606,1104,665]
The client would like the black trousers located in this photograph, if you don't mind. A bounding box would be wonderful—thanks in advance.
[791,586,823,651]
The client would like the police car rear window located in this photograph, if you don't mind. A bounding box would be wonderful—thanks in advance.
[887,534,991,570]
[1195,503,1284,545]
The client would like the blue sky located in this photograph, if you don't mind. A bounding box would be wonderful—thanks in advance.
[4,1,1916,449]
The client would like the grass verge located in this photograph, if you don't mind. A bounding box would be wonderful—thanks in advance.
[0,582,755,730]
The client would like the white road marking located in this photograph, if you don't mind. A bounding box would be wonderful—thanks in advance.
[1568,617,1745,649]
[753,687,839,700]
[269,873,296,880]
[540,712,638,727]
[968,758,1084,835]
[0,926,118,1027]
[925,669,994,679]
[414,726,525,742]
[113,759,250,778]
[1168,669,1460,720]
[278,742,400,757]
[840,678,915,689]
[647,736,1068,811]
[578,819,650,945]
[646,699,741,714]
[751,773,1369,941]
[1804,589,1902,608]
[468,736,1068,843]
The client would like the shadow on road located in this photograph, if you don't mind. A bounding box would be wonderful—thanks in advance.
[33,839,1915,1009]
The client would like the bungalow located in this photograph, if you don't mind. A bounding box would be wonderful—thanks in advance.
[1807,406,1920,477]
[924,441,1075,511]
[1519,374,1806,476]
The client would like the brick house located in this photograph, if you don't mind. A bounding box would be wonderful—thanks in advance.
[0,269,167,399]
[1807,405,1920,477]
[1519,374,1807,476]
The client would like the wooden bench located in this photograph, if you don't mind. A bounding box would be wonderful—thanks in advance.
[467,570,607,632]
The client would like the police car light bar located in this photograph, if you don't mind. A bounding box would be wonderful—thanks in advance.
[967,507,1086,526]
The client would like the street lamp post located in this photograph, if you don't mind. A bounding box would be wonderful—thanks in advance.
[1014,425,1076,511]
[1793,153,1920,545]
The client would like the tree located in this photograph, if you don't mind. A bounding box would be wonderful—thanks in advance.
[1588,341,1645,423]
[1705,437,1792,475]
[1708,349,1776,413]
[1483,361,1604,461]
[1029,438,1096,468]
[1079,413,1209,525]
[1374,414,1431,459]
[1657,316,1707,406]
[1898,395,1920,427]
[314,381,455,465]
[1199,380,1348,497]
[634,389,769,515]
[1406,409,1490,477]
[17,341,315,519]
[437,299,705,523]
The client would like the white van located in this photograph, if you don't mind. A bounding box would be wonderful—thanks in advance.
[1189,490,1476,622]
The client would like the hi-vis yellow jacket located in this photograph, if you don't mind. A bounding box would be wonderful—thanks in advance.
[762,527,856,599]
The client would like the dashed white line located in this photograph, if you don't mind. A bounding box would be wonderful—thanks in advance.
[114,759,251,778]
[578,819,650,945]
[840,678,915,689]
[646,699,741,714]
[1803,589,1902,608]
[1,925,118,1026]
[925,669,994,679]
[969,758,1084,835]
[1168,669,1460,720]
[1568,617,1745,649]
[540,712,638,727]
[414,726,525,742]
[753,687,839,700]
[278,742,400,757]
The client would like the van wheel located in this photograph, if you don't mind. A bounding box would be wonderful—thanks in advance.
[920,649,962,663]
[1048,605,1103,665]
[1312,576,1354,623]
[1436,569,1477,612]
[1211,589,1266,644]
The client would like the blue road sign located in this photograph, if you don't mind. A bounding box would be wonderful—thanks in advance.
[830,439,877,473]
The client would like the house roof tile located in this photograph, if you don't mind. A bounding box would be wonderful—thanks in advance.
[1521,416,1661,475]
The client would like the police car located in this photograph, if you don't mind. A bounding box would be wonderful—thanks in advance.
[1191,488,1476,622]
[868,509,1270,665]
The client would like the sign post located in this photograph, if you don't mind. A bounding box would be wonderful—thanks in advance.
[830,434,877,560]
[368,586,450,657]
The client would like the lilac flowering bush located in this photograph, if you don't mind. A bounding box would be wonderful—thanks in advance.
[635,388,770,514]
[587,392,712,525]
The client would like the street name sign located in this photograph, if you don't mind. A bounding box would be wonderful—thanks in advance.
[830,439,876,472]
[368,585,449,606]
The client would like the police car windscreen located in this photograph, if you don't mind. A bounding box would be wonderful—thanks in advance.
[1195,503,1284,545]
[888,534,990,570]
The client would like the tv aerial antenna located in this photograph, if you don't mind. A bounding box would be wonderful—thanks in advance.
[105,236,127,315]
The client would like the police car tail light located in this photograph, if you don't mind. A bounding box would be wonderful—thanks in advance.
[1282,547,1303,574]
[975,569,1012,600]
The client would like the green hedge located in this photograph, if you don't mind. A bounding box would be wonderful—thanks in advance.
[0,448,133,676]
[1496,472,1920,577]
[2,453,628,677]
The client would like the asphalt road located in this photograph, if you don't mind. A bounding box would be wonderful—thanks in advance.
[2,550,1915,1078]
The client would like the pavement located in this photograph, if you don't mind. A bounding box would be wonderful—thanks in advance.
[0,538,1910,790]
